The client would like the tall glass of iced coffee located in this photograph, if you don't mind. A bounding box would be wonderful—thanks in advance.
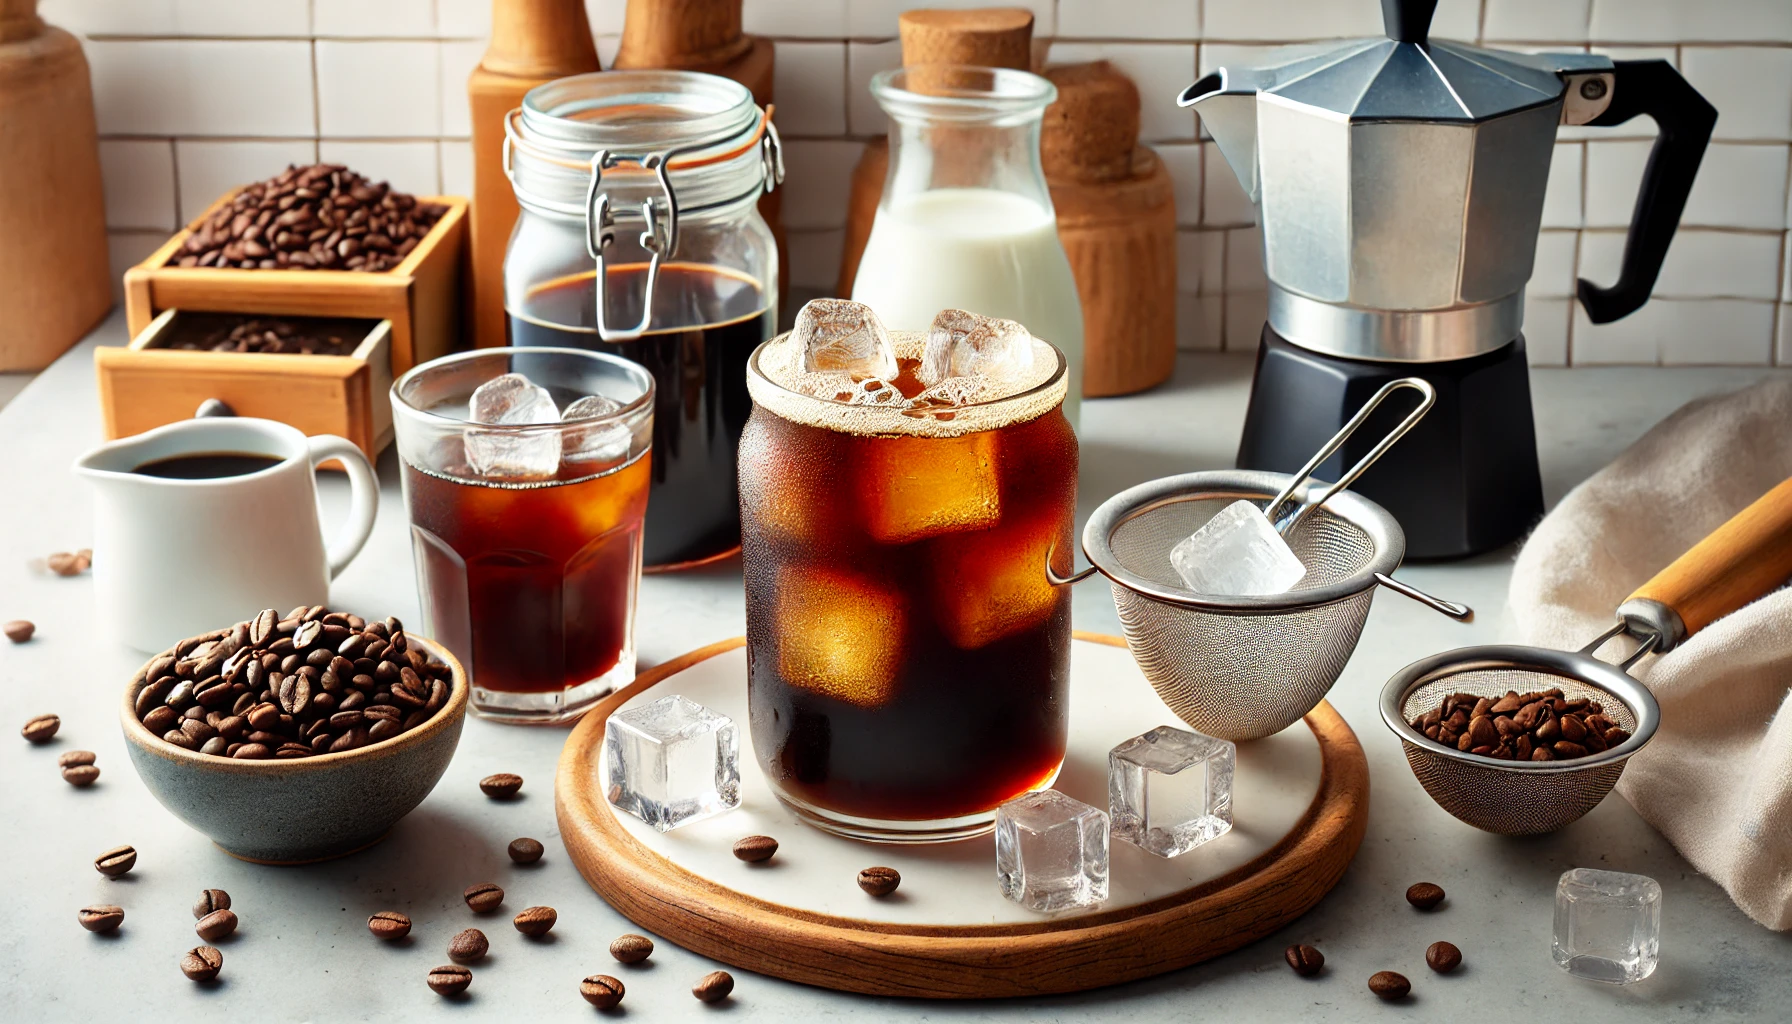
[740,300,1076,842]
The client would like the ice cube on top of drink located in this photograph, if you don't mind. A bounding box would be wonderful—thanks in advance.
[795,298,898,380]
[921,308,1034,387]
[561,394,631,465]
[464,372,561,479]
[1169,499,1307,596]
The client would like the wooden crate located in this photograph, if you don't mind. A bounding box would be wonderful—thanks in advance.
[123,192,467,374]
[95,310,395,464]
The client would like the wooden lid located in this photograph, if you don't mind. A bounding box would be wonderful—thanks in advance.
[0,0,43,43]
[1041,61,1142,185]
[898,7,1033,70]
[482,0,601,78]
[615,0,752,70]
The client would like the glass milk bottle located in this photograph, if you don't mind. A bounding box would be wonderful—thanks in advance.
[851,66,1084,428]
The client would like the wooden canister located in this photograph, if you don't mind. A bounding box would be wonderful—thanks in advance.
[467,0,601,350]
[835,7,1034,299]
[1043,61,1176,396]
[612,0,786,304]
[0,0,110,370]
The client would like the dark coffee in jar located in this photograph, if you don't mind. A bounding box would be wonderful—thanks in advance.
[509,262,771,569]
[133,452,284,479]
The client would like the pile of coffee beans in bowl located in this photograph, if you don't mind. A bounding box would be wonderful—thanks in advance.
[132,606,454,760]
[1409,688,1630,762]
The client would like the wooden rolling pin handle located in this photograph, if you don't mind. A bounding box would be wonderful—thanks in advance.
[1624,476,1792,641]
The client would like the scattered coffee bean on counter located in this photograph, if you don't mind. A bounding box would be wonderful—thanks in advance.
[581,974,625,1009]
[1284,944,1324,976]
[4,619,33,642]
[94,845,136,878]
[428,964,472,996]
[508,837,544,864]
[62,763,100,787]
[171,164,445,273]
[1368,971,1410,999]
[448,928,489,963]
[58,750,94,769]
[733,835,778,862]
[46,550,90,576]
[858,866,901,897]
[480,773,523,799]
[514,906,557,937]
[133,606,452,760]
[693,970,735,1003]
[196,909,239,941]
[610,933,653,964]
[1406,882,1446,910]
[193,889,231,918]
[1412,688,1631,761]
[22,713,59,743]
[464,882,504,913]
[181,946,223,982]
[78,905,124,933]
[368,911,411,940]
[1427,940,1462,973]
[165,316,361,356]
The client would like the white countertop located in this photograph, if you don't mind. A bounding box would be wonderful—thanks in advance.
[3,310,1788,1022]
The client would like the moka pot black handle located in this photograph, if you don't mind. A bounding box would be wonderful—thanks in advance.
[1576,60,1717,325]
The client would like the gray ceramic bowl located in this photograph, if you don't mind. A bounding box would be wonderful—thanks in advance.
[121,635,468,865]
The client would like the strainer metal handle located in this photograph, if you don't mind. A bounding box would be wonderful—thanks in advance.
[1264,378,1436,536]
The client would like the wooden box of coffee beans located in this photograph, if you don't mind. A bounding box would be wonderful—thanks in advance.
[95,311,395,463]
[122,165,467,375]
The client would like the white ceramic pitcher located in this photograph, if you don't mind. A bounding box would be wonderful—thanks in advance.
[74,418,378,651]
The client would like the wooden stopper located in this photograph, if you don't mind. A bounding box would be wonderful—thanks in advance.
[615,0,751,70]
[1041,62,1141,185]
[897,8,1033,69]
[481,0,600,78]
[0,0,44,44]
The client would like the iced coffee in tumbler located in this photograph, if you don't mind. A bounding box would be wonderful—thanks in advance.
[740,301,1076,842]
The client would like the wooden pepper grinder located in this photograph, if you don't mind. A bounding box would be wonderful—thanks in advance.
[1042,61,1176,396]
[0,0,109,370]
[612,0,785,303]
[467,0,601,350]
[835,7,1033,299]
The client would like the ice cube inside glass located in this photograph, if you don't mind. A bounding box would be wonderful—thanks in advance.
[1109,725,1235,858]
[996,790,1109,913]
[605,695,741,832]
[1553,868,1661,984]
[1170,499,1307,596]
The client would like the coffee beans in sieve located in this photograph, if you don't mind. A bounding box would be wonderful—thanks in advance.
[1411,688,1631,761]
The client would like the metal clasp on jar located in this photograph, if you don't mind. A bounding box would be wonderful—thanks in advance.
[584,150,680,341]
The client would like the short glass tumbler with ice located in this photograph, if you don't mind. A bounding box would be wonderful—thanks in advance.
[1170,499,1306,596]
[1553,868,1661,984]
[996,790,1110,913]
[1109,725,1235,858]
[605,695,741,832]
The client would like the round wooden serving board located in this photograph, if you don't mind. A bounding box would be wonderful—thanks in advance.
[555,633,1369,998]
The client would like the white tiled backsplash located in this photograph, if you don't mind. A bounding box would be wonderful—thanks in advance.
[54,0,1792,367]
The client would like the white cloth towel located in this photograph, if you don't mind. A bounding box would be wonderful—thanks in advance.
[1509,378,1792,930]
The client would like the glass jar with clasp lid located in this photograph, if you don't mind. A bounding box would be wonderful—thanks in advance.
[504,70,783,570]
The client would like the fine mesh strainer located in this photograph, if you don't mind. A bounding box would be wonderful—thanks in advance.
[1382,476,1792,835]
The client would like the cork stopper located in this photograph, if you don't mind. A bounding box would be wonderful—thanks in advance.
[0,0,44,43]
[898,8,1033,70]
[483,0,600,78]
[1041,62,1142,185]
[615,0,752,70]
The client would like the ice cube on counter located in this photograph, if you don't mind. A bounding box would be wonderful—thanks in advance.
[464,372,561,479]
[996,789,1110,913]
[561,394,631,465]
[795,298,898,380]
[1109,725,1235,858]
[604,695,741,832]
[1169,499,1307,596]
[1553,869,1661,984]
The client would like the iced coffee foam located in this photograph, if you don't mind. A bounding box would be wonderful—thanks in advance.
[749,330,1065,439]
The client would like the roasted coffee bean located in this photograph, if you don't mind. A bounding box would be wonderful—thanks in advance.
[21,713,59,743]
[78,905,124,933]
[1406,882,1446,910]
[610,933,653,964]
[193,889,231,918]
[463,882,504,913]
[368,718,398,742]
[163,728,198,750]
[250,608,278,645]
[368,910,411,939]
[180,718,217,744]
[247,703,281,731]
[181,946,223,982]
[1284,944,1325,976]
[693,970,735,1002]
[277,672,311,716]
[1553,740,1590,759]
[4,619,34,643]
[480,773,523,799]
[733,835,778,863]
[59,750,96,768]
[448,927,489,963]
[858,866,901,897]
[142,705,179,734]
[1426,940,1462,973]
[429,964,472,996]
[196,909,238,941]
[47,551,84,576]
[330,710,365,729]
[217,715,246,739]
[62,764,100,787]
[580,974,624,1008]
[513,906,556,937]
[1368,971,1410,999]
[232,743,272,760]
[328,727,369,753]
[275,743,311,758]
[200,737,229,756]
[507,837,544,864]
[95,845,136,877]
[293,620,322,649]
